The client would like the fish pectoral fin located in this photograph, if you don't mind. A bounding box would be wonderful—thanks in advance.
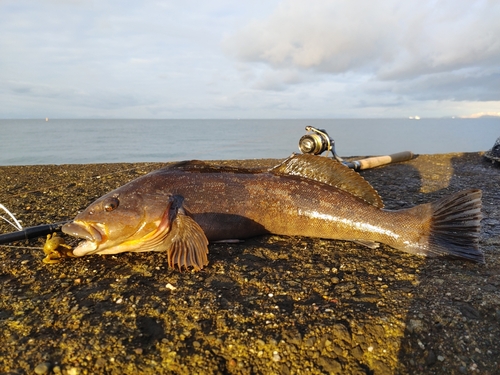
[353,240,380,249]
[166,212,209,271]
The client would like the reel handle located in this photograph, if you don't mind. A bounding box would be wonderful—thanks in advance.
[347,151,414,170]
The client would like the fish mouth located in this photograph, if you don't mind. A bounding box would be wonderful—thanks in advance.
[62,221,103,256]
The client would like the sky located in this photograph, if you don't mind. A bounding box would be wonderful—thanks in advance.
[1,0,500,119]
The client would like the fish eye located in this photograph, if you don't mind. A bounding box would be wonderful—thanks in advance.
[104,197,120,212]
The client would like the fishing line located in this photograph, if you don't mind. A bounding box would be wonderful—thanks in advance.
[0,163,163,247]
[0,204,24,231]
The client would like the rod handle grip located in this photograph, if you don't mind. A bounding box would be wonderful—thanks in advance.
[356,151,414,170]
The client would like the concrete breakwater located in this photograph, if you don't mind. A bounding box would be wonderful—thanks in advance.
[0,152,499,374]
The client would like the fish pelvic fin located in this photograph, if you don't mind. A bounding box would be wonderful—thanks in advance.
[414,189,483,262]
[164,196,209,271]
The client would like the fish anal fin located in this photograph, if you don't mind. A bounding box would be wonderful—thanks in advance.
[212,239,244,243]
[270,154,384,208]
[353,240,380,249]
[166,209,209,271]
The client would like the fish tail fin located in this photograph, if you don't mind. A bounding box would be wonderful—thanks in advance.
[423,189,483,262]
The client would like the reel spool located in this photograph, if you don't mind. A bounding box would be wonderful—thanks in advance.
[298,126,343,162]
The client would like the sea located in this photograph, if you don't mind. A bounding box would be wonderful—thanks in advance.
[0,118,498,165]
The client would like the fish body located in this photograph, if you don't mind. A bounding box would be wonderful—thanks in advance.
[62,154,483,270]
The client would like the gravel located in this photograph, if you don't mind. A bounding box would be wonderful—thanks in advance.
[0,152,499,374]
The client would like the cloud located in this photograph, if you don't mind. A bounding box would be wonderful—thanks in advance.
[357,65,500,103]
[224,0,500,102]
[1,79,149,117]
[251,68,308,91]
[460,111,500,118]
[224,1,392,73]
[1,0,499,119]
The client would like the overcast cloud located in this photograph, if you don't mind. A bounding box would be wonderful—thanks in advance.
[1,0,499,118]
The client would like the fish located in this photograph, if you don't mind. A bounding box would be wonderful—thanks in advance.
[62,154,484,270]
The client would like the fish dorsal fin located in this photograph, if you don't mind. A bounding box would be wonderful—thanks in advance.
[270,154,384,208]
[166,160,263,174]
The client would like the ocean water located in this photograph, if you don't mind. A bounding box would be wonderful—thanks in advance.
[0,118,498,165]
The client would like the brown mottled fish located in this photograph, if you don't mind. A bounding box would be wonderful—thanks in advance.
[62,154,483,270]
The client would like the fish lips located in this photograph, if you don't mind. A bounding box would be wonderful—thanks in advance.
[62,221,103,256]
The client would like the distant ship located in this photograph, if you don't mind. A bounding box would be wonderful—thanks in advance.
[408,116,420,120]
[45,117,49,122]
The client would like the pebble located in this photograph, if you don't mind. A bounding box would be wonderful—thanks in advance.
[407,319,423,334]
[255,339,265,347]
[351,346,364,360]
[166,283,177,290]
[332,323,351,344]
[95,358,106,367]
[425,350,436,366]
[318,357,342,373]
[34,362,51,375]
[66,367,81,375]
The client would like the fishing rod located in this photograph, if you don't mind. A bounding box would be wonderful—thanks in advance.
[0,163,162,245]
[0,221,70,245]
[298,126,414,170]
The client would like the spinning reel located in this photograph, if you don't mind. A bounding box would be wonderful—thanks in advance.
[298,125,413,170]
[298,126,343,162]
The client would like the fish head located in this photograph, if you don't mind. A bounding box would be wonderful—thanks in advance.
[62,188,169,256]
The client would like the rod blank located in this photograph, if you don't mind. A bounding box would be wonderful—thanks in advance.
[0,221,70,245]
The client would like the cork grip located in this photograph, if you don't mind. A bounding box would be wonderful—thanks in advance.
[356,151,414,170]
